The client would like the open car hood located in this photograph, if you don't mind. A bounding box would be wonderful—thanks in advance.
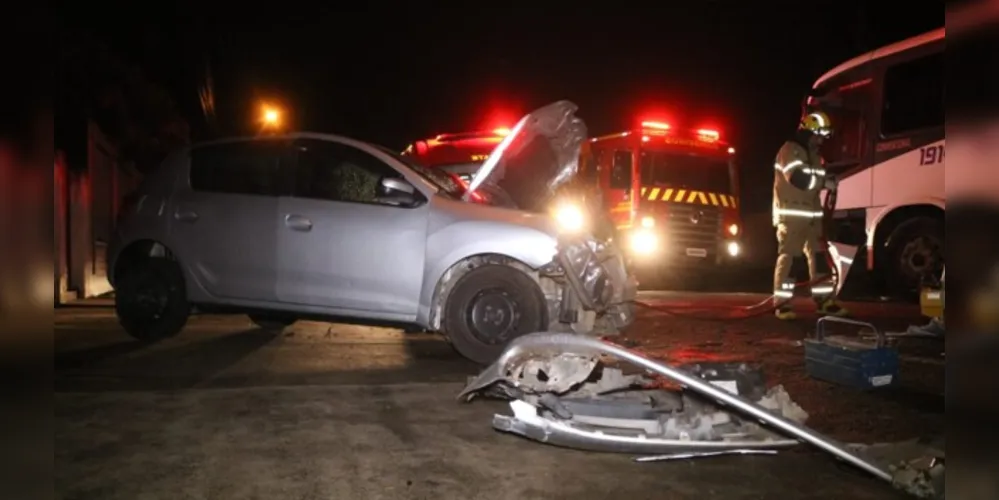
[464,101,587,212]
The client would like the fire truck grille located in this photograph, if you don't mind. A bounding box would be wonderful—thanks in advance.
[662,204,722,254]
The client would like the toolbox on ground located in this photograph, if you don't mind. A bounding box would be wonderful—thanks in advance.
[804,316,899,389]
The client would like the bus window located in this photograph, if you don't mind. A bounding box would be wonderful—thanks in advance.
[611,150,632,189]
[880,51,944,136]
[822,105,866,171]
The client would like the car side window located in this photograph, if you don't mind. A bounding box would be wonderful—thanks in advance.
[610,150,632,189]
[293,139,403,205]
[190,140,285,196]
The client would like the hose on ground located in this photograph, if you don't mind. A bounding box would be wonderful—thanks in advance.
[629,186,842,321]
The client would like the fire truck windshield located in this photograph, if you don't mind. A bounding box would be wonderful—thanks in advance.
[376,145,465,199]
[639,151,733,194]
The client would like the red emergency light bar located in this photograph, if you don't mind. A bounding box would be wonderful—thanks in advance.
[641,121,671,130]
[432,127,510,142]
[696,129,720,141]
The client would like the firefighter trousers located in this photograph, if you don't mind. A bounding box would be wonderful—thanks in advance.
[773,219,835,303]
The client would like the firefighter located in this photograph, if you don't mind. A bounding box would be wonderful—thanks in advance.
[772,110,848,319]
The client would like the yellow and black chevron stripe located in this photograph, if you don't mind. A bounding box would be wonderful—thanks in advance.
[639,187,738,208]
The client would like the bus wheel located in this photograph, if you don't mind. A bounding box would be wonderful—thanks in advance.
[884,217,944,300]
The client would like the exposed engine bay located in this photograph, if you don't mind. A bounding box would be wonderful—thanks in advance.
[464,101,637,336]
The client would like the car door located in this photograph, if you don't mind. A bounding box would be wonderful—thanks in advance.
[276,138,429,316]
[169,139,288,303]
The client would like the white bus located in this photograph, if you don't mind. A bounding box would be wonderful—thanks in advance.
[808,28,944,298]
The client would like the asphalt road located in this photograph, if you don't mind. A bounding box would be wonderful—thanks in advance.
[55,292,925,500]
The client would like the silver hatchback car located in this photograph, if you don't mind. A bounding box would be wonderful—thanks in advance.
[108,101,636,363]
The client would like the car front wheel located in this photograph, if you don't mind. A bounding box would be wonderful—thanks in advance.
[115,258,190,341]
[443,264,547,365]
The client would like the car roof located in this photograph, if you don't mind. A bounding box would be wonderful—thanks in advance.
[188,131,366,150]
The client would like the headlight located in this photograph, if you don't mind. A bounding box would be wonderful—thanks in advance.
[640,216,655,228]
[726,241,741,257]
[553,203,586,232]
[727,223,739,236]
[630,229,658,254]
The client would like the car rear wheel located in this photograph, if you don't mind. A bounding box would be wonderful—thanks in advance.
[248,314,296,332]
[443,264,547,365]
[115,258,190,341]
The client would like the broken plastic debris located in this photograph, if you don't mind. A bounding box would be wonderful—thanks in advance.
[635,449,778,462]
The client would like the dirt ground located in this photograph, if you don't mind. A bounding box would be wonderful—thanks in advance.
[54,293,945,499]
[619,298,945,445]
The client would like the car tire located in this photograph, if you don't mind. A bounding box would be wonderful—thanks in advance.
[115,258,190,341]
[248,314,296,332]
[443,264,548,365]
[884,216,944,300]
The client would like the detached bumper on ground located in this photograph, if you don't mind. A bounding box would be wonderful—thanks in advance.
[458,333,944,498]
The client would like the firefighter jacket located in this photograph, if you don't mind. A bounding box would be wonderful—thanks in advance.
[772,139,827,226]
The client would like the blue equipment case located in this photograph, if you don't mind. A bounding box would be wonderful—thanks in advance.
[804,316,899,389]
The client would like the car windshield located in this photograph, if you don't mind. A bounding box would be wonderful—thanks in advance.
[376,146,465,199]
[639,151,733,193]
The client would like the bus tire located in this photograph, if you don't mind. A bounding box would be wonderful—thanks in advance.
[883,216,944,300]
[442,264,547,365]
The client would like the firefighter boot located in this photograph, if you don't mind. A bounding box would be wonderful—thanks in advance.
[817,299,849,317]
[774,305,797,320]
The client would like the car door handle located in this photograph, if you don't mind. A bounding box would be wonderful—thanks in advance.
[174,210,199,222]
[284,214,312,232]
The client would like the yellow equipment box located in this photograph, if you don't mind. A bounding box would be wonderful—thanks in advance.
[920,287,943,319]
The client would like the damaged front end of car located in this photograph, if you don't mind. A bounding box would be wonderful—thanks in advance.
[466,101,638,336]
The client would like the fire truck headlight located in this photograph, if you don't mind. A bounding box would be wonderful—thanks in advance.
[726,241,741,257]
[553,203,586,233]
[727,223,739,236]
[631,229,658,255]
[640,216,655,228]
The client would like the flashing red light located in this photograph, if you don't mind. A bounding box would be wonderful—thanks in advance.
[493,127,512,136]
[641,121,671,130]
[697,129,720,141]
[453,174,484,202]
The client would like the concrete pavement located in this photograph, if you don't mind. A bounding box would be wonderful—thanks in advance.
[55,300,916,499]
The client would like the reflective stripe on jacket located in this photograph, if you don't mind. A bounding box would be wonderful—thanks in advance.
[773,140,826,225]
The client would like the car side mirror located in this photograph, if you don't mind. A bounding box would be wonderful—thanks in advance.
[376,177,421,207]
[379,177,415,196]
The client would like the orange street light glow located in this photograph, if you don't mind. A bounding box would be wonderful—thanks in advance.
[263,108,280,125]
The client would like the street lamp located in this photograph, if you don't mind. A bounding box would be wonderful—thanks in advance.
[260,105,281,129]
[263,108,280,125]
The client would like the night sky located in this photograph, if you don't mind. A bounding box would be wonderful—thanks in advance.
[60,1,941,213]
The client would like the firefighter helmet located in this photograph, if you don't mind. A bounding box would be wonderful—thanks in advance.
[800,110,832,137]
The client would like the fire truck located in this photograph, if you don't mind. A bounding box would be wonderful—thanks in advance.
[578,121,743,272]
[401,128,511,183]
